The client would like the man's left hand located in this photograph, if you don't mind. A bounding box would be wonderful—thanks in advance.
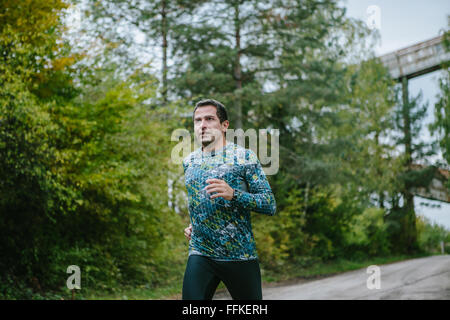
[205,178,234,201]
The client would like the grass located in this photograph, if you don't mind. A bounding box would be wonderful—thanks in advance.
[75,252,432,300]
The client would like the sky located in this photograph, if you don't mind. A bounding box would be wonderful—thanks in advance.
[343,0,449,55]
[343,0,450,230]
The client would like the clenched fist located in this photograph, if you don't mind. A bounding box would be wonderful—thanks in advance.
[205,178,234,201]
[184,224,192,241]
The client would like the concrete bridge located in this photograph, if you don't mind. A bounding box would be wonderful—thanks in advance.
[410,164,450,203]
[379,34,450,80]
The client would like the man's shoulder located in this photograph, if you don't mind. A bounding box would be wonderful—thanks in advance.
[226,143,258,165]
[182,148,201,167]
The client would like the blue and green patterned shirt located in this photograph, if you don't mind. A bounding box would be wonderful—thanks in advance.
[182,142,276,261]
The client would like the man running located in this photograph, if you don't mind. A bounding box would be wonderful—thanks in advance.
[181,98,276,300]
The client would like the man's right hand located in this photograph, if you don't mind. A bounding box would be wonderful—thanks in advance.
[184,224,192,241]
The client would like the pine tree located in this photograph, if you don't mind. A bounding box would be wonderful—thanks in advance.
[389,79,438,253]
[341,58,401,209]
[84,0,203,104]
[254,0,368,190]
[172,0,278,129]
[429,18,450,171]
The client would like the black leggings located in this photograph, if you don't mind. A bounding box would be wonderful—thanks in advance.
[182,254,262,300]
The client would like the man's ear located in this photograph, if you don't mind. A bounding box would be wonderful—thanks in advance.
[221,120,229,132]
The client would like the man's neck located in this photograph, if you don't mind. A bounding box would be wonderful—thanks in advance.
[202,137,227,153]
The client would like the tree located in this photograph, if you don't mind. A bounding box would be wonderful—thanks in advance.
[0,1,188,297]
[256,1,377,226]
[340,58,402,209]
[387,81,438,253]
[430,17,450,172]
[0,0,79,294]
[61,63,184,289]
[84,0,204,104]
[172,0,279,129]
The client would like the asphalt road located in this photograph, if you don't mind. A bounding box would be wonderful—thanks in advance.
[214,255,450,300]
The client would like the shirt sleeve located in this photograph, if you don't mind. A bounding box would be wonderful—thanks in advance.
[182,155,191,174]
[231,150,277,216]
[182,160,187,174]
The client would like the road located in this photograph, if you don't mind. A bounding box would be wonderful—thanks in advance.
[213,255,450,300]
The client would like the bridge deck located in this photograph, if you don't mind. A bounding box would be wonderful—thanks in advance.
[379,35,450,80]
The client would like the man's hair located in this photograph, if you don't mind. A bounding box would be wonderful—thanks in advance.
[193,99,228,123]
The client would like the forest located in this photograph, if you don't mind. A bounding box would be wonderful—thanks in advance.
[0,0,449,299]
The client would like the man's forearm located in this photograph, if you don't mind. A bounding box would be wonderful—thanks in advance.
[231,188,276,216]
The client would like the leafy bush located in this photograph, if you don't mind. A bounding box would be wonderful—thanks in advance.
[344,207,391,258]
[416,215,450,254]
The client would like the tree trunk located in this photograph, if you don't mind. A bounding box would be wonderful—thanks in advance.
[233,3,243,129]
[374,131,385,208]
[401,76,417,252]
[161,0,168,104]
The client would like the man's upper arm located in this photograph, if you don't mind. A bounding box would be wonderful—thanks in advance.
[232,149,276,216]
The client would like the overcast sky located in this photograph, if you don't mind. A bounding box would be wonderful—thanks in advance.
[343,0,450,229]
[343,0,449,55]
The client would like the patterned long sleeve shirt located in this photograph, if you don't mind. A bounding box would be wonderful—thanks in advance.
[182,142,276,261]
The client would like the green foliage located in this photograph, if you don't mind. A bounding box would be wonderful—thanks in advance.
[49,66,187,291]
[253,187,307,268]
[254,184,367,270]
[0,0,82,296]
[340,59,401,200]
[2,1,448,299]
[0,58,188,296]
[431,69,450,168]
[344,207,391,258]
[416,215,450,254]
[0,1,188,297]
[429,16,450,169]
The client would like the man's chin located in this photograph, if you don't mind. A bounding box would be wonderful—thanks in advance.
[201,139,214,147]
[199,135,216,145]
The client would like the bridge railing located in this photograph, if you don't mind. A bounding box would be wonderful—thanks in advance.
[379,35,450,80]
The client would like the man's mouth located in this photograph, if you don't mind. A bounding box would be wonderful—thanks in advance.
[200,132,213,140]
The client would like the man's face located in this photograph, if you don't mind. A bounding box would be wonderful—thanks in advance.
[193,105,229,147]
